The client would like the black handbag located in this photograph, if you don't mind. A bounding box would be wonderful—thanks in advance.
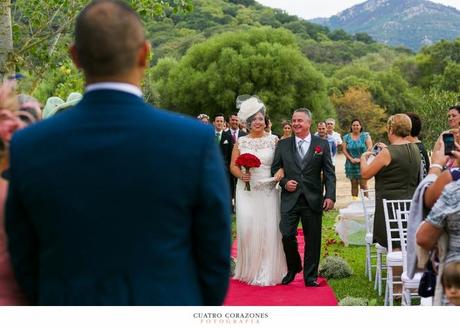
[418,259,437,297]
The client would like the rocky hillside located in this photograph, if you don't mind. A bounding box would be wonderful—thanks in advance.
[310,0,460,50]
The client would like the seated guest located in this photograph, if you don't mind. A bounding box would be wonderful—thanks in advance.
[441,261,460,306]
[415,141,460,305]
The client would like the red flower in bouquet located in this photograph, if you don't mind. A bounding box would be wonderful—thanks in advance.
[314,146,322,154]
[235,153,261,191]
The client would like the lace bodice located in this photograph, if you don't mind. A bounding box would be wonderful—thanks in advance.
[237,134,278,191]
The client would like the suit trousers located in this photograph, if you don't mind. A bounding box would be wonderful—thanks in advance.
[279,194,322,283]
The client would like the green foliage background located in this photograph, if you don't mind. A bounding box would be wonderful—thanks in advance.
[7,0,460,147]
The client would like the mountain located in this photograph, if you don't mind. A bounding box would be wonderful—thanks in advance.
[310,0,460,51]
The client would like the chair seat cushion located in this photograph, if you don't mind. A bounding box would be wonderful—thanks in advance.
[402,271,422,288]
[387,251,402,265]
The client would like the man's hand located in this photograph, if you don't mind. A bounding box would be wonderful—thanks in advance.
[323,198,334,211]
[285,180,298,192]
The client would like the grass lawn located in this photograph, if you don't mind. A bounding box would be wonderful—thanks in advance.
[231,210,388,305]
[321,210,384,305]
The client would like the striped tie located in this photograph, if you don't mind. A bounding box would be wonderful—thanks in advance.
[298,140,306,159]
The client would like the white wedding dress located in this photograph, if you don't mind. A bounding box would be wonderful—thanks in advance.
[233,134,287,286]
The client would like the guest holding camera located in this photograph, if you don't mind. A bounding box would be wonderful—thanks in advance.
[360,114,421,248]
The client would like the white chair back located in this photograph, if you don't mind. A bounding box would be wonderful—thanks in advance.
[396,209,410,270]
[382,199,412,254]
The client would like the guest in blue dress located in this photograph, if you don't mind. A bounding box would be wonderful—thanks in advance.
[342,119,372,199]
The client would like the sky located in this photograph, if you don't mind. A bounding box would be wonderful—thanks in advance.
[256,0,460,20]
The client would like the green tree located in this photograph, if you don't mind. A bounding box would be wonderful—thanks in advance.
[412,89,460,149]
[0,0,193,81]
[149,27,333,125]
[331,87,388,142]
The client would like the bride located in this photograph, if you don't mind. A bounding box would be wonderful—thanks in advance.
[230,96,287,286]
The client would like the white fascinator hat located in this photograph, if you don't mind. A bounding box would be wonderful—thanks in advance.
[236,95,265,122]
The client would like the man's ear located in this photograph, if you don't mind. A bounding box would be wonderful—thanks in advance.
[138,41,151,69]
[69,44,82,69]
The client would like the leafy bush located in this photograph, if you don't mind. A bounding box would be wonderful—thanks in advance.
[319,256,353,279]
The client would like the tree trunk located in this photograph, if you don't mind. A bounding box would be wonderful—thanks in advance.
[0,0,13,80]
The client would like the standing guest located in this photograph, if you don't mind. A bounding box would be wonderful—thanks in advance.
[280,121,292,140]
[447,105,460,129]
[197,113,209,124]
[361,114,421,248]
[406,112,430,179]
[316,121,337,166]
[214,113,234,205]
[228,113,247,143]
[325,118,343,147]
[6,0,231,306]
[434,105,460,168]
[228,113,247,210]
[342,119,372,200]
[272,108,336,287]
[17,94,42,122]
[239,121,247,133]
[0,82,28,306]
[264,116,280,138]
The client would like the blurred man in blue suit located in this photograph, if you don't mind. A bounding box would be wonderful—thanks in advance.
[5,0,231,306]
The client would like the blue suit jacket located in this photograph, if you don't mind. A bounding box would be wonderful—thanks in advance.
[5,90,231,305]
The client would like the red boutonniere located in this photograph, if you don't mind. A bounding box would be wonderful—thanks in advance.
[314,146,323,155]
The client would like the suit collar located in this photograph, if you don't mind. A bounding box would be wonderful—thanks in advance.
[85,82,143,98]
[77,89,146,110]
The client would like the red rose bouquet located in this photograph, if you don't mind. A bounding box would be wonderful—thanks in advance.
[235,153,261,191]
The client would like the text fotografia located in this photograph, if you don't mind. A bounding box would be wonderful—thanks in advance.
[193,312,269,324]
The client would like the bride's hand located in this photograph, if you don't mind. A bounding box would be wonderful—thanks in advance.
[274,168,284,182]
[241,172,251,182]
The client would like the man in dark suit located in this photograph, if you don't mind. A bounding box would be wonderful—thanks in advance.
[5,0,231,306]
[213,113,234,206]
[228,113,246,208]
[271,108,336,287]
[228,113,247,143]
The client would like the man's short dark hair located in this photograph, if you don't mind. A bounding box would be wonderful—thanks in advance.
[75,0,145,77]
[213,113,225,121]
[405,112,422,137]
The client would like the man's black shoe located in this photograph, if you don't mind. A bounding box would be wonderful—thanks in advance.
[305,280,320,287]
[281,267,302,285]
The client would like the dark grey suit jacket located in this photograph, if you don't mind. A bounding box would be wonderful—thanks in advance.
[272,135,336,213]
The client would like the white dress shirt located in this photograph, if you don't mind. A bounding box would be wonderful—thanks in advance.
[295,133,311,157]
[85,82,143,98]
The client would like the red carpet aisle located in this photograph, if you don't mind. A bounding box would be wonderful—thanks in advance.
[224,229,338,306]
